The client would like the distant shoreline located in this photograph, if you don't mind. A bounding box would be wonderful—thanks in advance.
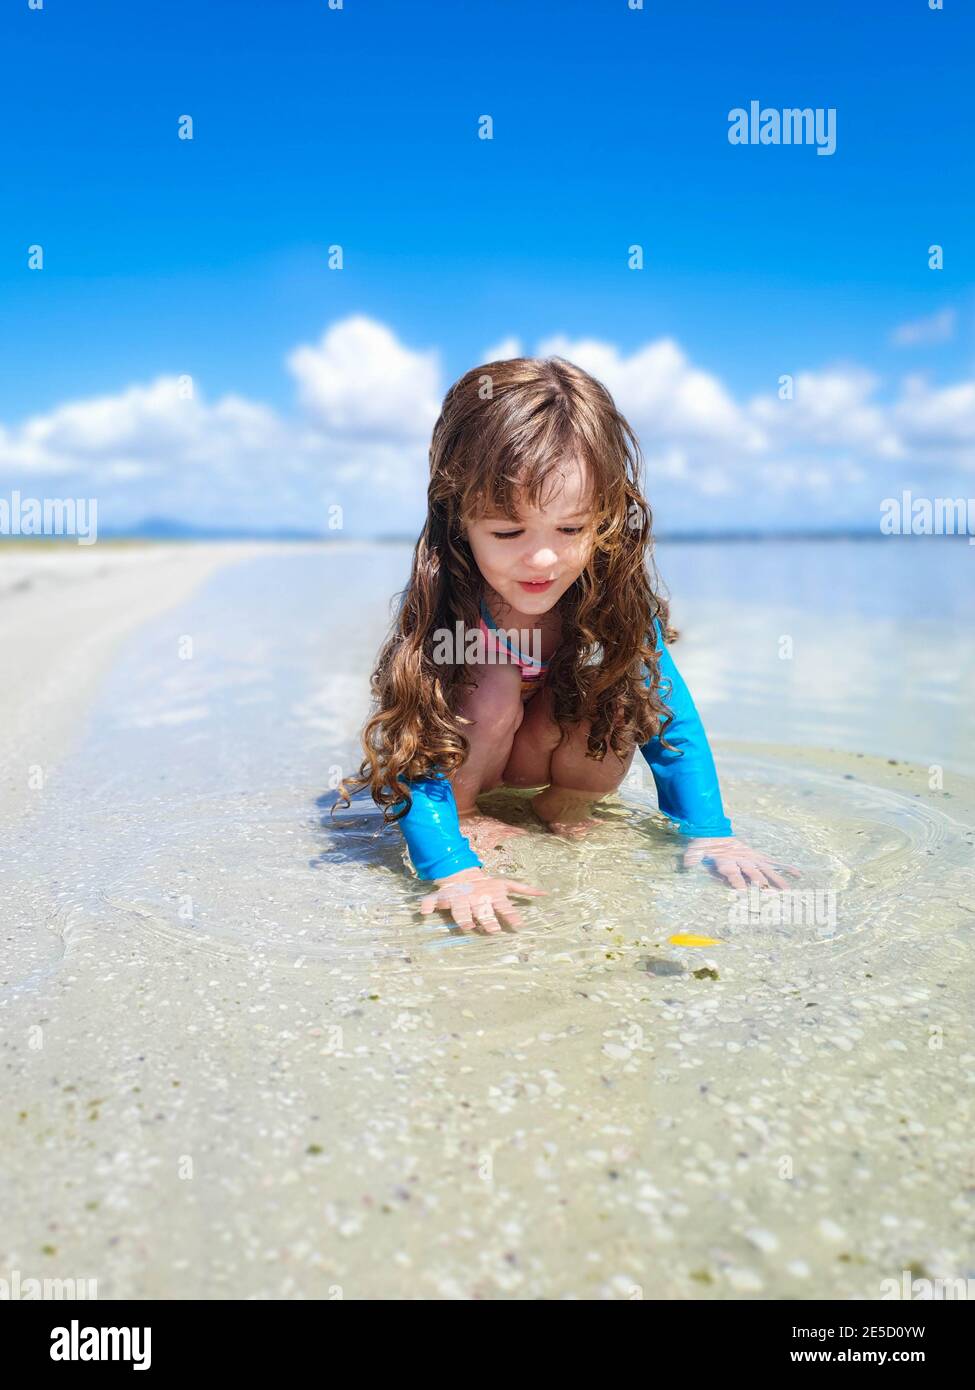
[2,529,969,547]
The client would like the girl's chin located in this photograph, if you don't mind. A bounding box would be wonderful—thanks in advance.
[506,590,558,612]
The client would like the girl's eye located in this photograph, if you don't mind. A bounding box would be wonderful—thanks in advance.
[491,527,585,540]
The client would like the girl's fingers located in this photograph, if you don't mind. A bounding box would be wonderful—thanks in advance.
[447,894,477,930]
[492,895,523,930]
[739,862,771,888]
[419,878,544,933]
[748,852,783,870]
[731,855,799,890]
[716,861,748,890]
[685,841,804,887]
[739,847,803,880]
[471,897,501,934]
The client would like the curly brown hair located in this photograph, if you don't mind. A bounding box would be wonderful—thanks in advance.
[333,355,680,829]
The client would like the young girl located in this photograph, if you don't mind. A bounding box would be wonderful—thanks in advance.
[336,357,796,934]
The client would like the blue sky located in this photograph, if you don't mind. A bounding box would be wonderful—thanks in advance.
[1,0,972,536]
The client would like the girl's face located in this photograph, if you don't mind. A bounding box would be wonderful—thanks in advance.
[463,459,596,617]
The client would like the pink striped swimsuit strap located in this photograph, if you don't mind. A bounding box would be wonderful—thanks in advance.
[477,613,547,678]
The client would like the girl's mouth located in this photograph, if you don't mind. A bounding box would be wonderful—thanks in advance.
[518,579,555,593]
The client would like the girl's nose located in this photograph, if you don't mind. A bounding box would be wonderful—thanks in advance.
[527,546,558,568]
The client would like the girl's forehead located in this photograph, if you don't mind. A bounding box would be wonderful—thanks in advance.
[474,461,596,519]
[476,496,595,523]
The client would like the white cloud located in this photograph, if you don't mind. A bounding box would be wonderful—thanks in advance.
[537,333,764,449]
[890,307,956,348]
[285,314,441,438]
[2,378,289,480]
[748,367,904,460]
[0,318,438,533]
[893,375,975,462]
[481,336,523,364]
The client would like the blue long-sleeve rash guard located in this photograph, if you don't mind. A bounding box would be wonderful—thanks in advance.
[391,615,733,880]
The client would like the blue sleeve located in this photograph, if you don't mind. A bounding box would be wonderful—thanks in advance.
[386,585,483,880]
[639,617,734,838]
[391,771,484,881]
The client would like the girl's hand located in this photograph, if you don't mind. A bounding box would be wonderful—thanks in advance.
[419,867,547,934]
[682,836,801,890]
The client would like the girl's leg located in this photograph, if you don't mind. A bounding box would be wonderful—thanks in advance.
[455,672,636,845]
[531,732,636,837]
[451,661,526,812]
[450,662,531,853]
[503,685,636,837]
[499,682,564,789]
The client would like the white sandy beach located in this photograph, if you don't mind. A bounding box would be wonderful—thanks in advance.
[0,543,285,826]
[0,539,973,1300]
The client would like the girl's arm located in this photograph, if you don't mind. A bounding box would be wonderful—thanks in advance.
[391,772,484,880]
[639,616,734,839]
[386,585,485,881]
[393,777,546,932]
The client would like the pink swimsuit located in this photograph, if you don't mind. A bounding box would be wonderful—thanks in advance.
[478,597,551,701]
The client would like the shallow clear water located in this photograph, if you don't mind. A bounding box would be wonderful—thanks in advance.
[1,541,972,1299]
[653,536,975,778]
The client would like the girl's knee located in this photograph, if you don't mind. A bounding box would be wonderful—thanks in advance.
[458,666,526,740]
[551,722,636,793]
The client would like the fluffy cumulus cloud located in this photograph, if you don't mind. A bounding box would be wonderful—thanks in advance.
[748,366,902,458]
[286,316,442,439]
[537,333,764,450]
[529,334,975,531]
[0,316,437,535]
[1,313,973,536]
[893,376,975,459]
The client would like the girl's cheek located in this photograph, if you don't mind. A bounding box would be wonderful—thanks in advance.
[569,539,594,572]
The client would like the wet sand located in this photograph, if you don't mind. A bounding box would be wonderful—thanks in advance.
[1,543,972,1299]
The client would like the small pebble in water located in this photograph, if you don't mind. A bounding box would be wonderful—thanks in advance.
[639,956,686,977]
[817,1218,846,1242]
[746,1227,780,1254]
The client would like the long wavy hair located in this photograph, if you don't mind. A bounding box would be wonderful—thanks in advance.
[333,355,681,828]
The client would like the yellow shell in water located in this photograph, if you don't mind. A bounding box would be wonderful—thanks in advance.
[668,934,723,947]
